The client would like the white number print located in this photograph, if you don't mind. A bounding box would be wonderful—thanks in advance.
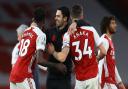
[72,39,92,61]
[19,39,30,56]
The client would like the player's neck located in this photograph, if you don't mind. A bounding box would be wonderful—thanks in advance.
[32,21,44,29]
[106,32,112,39]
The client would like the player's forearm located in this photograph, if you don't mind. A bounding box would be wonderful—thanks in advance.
[36,50,57,68]
[53,47,69,62]
[53,51,66,62]
[96,52,105,61]
[97,44,106,60]
[116,82,126,89]
[96,50,106,60]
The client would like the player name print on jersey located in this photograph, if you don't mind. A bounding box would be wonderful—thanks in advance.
[73,31,88,39]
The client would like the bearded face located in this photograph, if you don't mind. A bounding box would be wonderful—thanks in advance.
[108,20,117,34]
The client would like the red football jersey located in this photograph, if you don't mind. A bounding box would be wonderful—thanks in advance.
[63,26,101,80]
[101,34,116,87]
[10,26,46,83]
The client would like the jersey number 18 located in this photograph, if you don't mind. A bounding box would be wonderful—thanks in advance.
[19,39,30,56]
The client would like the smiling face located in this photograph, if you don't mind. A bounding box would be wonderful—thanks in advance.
[55,10,66,28]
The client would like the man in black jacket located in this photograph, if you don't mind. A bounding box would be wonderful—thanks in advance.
[45,6,73,89]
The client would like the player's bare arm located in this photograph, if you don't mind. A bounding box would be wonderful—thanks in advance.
[117,82,126,89]
[96,43,107,61]
[36,50,56,67]
[48,43,69,62]
[36,49,67,74]
[53,47,69,62]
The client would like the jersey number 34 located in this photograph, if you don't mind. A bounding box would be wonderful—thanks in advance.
[72,39,92,61]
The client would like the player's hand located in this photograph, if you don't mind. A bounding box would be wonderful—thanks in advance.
[94,49,98,56]
[48,43,55,55]
[54,63,67,75]
[68,22,77,35]
[117,82,126,89]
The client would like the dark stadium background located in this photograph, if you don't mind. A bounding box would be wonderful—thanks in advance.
[0,0,128,89]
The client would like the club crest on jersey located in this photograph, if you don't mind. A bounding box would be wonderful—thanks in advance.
[110,50,115,59]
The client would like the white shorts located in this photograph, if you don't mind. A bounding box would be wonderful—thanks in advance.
[75,76,99,89]
[103,83,117,89]
[10,78,36,89]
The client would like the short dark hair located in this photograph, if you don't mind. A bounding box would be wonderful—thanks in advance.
[33,7,45,23]
[57,6,70,21]
[71,4,83,18]
[100,16,115,34]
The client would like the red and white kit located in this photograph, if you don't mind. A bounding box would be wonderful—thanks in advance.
[62,26,102,89]
[98,34,122,89]
[10,26,46,89]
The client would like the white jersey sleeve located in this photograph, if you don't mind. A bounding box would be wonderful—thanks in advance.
[36,34,46,51]
[115,66,122,84]
[62,32,70,48]
[34,27,46,51]
[11,43,19,65]
[81,26,101,47]
[92,27,102,47]
[100,35,109,52]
